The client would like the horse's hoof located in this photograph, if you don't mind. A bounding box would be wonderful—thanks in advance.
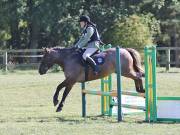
[137,89,145,93]
[53,99,59,106]
[56,107,62,112]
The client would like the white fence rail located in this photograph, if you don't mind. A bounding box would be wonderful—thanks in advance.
[0,49,43,71]
[156,47,180,71]
[0,47,180,71]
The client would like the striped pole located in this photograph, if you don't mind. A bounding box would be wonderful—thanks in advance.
[101,76,113,116]
[144,46,149,121]
[101,44,112,116]
[152,46,157,122]
[144,46,157,122]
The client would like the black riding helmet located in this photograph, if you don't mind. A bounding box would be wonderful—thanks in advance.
[79,15,96,27]
[79,15,90,23]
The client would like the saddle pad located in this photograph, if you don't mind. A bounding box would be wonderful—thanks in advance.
[94,56,105,65]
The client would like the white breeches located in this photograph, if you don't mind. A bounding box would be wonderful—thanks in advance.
[82,48,98,60]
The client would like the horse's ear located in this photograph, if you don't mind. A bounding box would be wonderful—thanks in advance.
[42,47,50,53]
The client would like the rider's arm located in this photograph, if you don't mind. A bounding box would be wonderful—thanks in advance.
[74,26,94,48]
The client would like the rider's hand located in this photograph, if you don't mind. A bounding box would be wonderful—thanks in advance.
[74,46,80,51]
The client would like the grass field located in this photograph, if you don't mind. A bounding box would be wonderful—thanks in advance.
[0,68,180,135]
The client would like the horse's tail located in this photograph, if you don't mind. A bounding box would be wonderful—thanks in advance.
[126,48,145,77]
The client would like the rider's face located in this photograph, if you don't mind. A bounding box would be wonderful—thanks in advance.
[80,21,86,28]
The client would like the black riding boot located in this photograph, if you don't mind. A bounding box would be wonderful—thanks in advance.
[86,56,100,75]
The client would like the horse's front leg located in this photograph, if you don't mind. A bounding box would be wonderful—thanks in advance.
[53,80,66,106]
[56,82,75,112]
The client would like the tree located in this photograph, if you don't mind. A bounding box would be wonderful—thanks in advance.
[0,0,179,50]
[103,14,160,49]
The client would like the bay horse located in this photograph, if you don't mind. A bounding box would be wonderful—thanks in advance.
[39,47,145,112]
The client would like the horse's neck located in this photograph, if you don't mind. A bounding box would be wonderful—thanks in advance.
[55,48,76,68]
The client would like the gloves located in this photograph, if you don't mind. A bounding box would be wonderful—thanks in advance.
[74,44,80,51]
[74,46,80,51]
[74,44,80,48]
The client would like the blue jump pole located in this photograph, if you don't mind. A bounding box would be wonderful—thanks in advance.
[81,82,86,117]
[116,47,122,122]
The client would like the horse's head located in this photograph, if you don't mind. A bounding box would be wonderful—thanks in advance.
[39,48,55,75]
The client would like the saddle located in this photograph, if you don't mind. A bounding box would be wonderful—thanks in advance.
[76,48,105,81]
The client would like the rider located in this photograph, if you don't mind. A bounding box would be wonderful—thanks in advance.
[74,15,101,75]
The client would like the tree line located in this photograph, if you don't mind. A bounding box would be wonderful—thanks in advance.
[0,0,179,49]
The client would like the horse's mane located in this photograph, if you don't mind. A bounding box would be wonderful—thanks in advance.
[51,46,78,56]
[52,46,75,52]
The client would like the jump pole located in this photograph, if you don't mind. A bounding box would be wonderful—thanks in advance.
[116,46,122,122]
[101,44,112,116]
[81,82,86,117]
[101,75,112,116]
[144,46,157,122]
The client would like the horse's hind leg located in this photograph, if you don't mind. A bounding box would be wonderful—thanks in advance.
[126,71,145,93]
[134,79,145,93]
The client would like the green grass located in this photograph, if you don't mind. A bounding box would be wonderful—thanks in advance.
[0,68,180,135]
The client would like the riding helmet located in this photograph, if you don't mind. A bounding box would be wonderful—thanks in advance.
[79,15,90,23]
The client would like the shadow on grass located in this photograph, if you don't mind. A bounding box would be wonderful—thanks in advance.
[81,115,120,123]
[139,120,180,124]
[0,117,56,123]
[0,116,85,124]
[158,71,180,73]
[55,117,85,124]
[1,115,180,124]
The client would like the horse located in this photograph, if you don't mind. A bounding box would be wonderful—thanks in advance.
[39,47,145,112]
